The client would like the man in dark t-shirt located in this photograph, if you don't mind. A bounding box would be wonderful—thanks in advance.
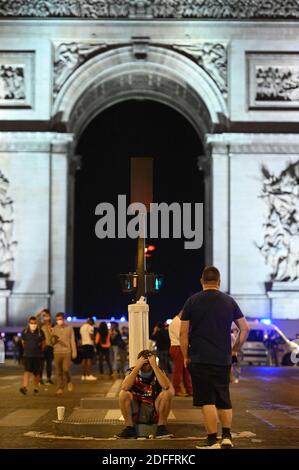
[180,266,250,449]
[20,316,45,395]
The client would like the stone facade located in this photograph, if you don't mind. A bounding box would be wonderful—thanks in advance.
[1,1,299,20]
[0,4,299,332]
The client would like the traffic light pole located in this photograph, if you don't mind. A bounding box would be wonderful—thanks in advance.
[128,212,149,366]
[136,234,146,300]
[128,158,152,366]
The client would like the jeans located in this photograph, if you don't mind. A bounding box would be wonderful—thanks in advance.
[43,345,54,379]
[98,347,112,374]
[54,353,71,389]
[156,350,169,372]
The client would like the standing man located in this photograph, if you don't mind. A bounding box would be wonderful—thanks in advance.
[80,317,97,381]
[37,309,54,385]
[180,266,250,449]
[51,312,77,395]
[19,316,45,395]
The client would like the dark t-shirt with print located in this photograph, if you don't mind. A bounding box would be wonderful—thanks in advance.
[22,328,45,358]
[181,289,244,366]
[126,367,162,405]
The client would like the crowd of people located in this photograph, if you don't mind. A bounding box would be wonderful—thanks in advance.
[19,311,129,396]
[18,265,250,448]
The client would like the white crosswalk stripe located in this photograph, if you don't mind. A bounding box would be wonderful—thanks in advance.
[0,375,21,381]
[0,385,12,390]
[0,409,49,427]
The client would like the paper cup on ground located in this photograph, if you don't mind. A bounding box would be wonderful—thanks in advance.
[57,406,65,421]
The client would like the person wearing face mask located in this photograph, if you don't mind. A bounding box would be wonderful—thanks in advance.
[116,349,174,439]
[51,312,77,395]
[36,309,54,385]
[20,316,45,395]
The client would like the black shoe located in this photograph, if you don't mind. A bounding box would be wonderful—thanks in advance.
[39,379,45,385]
[46,379,54,385]
[115,426,137,439]
[34,389,39,394]
[221,435,233,449]
[155,425,174,439]
[19,387,27,395]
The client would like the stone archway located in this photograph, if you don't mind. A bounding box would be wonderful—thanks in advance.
[52,44,228,309]
[53,44,228,142]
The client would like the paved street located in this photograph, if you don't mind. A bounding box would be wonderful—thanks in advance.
[0,361,298,450]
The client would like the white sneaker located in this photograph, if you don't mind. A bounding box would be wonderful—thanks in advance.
[67,382,73,391]
[81,375,86,381]
[85,375,97,381]
[220,437,234,449]
[196,440,221,449]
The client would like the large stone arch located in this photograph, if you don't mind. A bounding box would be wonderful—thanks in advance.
[52,45,228,145]
[52,44,228,309]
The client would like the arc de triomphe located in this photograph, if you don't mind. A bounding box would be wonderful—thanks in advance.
[0,1,299,335]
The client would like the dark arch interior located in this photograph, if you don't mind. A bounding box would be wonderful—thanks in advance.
[73,99,205,327]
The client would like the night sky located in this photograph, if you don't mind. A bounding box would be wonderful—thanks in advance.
[73,100,205,328]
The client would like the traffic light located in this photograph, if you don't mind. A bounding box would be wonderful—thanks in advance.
[119,272,163,294]
[119,273,138,293]
[144,244,156,258]
[146,273,164,293]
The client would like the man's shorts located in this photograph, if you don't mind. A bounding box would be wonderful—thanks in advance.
[131,399,159,424]
[23,357,42,375]
[189,363,232,409]
[81,345,94,359]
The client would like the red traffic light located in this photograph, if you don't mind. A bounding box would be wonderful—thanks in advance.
[147,245,156,252]
[145,244,156,257]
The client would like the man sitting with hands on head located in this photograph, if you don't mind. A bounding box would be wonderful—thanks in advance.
[116,349,174,439]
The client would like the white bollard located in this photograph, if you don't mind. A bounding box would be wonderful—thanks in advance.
[128,297,149,368]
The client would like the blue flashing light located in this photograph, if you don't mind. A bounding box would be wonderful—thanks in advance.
[92,316,97,321]
[110,316,115,321]
[120,316,126,322]
[66,316,72,322]
[166,319,172,325]
[260,318,272,325]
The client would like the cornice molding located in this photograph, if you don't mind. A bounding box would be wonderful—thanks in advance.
[1,1,299,20]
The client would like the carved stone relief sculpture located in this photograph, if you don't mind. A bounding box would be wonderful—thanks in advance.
[1,0,299,19]
[248,53,299,109]
[0,52,34,109]
[173,43,227,98]
[0,65,25,101]
[53,42,107,98]
[257,161,299,283]
[0,171,17,288]
[256,66,299,103]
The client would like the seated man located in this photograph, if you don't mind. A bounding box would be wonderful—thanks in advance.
[116,349,174,439]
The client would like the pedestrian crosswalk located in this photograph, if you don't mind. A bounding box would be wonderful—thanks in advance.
[105,379,122,398]
[0,409,49,427]
[0,375,21,381]
[0,385,12,390]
